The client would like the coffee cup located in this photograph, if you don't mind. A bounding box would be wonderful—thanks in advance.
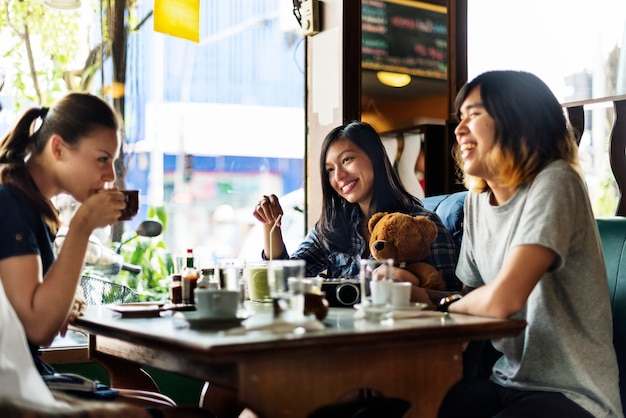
[194,288,239,318]
[391,282,412,308]
[119,190,139,221]
[304,292,329,320]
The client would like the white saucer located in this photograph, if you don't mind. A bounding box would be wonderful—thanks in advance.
[392,303,428,311]
[107,302,165,318]
[354,302,428,311]
[181,311,250,330]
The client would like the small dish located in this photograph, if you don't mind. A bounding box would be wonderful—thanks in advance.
[392,303,428,311]
[391,303,431,319]
[107,302,166,318]
[162,303,196,312]
[353,302,392,322]
[181,311,250,330]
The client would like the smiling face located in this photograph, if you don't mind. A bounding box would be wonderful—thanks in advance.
[455,86,498,185]
[55,126,120,202]
[325,138,375,210]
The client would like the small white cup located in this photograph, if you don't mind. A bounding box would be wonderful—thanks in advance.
[391,282,412,308]
[194,289,240,318]
[370,279,391,305]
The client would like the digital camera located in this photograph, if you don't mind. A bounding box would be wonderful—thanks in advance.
[321,278,361,307]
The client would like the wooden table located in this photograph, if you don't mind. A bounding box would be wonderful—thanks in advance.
[72,304,525,418]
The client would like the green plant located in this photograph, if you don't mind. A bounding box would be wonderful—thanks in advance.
[114,205,173,301]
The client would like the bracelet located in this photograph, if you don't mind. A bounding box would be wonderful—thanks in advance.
[436,294,463,313]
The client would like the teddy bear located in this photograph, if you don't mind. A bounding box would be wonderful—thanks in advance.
[368,212,446,291]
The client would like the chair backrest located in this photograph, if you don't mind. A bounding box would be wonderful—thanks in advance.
[596,217,626,409]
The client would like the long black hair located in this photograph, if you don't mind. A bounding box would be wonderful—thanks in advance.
[0,93,119,232]
[316,121,420,252]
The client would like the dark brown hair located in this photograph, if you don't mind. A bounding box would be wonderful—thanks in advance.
[453,70,579,192]
[0,93,120,232]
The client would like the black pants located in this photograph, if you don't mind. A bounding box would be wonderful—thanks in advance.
[438,379,594,418]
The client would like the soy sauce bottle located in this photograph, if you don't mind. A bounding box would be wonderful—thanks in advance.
[170,274,182,304]
[181,248,199,304]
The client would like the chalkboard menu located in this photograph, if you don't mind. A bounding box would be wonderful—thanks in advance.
[362,0,447,80]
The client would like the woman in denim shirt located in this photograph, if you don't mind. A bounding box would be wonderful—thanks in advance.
[253,121,461,293]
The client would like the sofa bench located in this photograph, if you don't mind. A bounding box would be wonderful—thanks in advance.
[422,191,626,410]
[596,217,626,409]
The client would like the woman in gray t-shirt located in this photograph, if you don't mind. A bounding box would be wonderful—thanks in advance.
[438,70,623,418]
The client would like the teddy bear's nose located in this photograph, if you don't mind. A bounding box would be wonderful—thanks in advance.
[373,241,385,251]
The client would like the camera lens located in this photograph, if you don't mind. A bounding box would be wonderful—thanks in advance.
[336,283,359,306]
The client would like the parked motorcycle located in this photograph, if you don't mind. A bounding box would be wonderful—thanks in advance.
[54,220,164,305]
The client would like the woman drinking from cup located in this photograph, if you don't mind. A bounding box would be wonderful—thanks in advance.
[0,93,129,374]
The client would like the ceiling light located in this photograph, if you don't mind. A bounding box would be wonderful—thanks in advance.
[42,0,81,10]
[376,71,412,88]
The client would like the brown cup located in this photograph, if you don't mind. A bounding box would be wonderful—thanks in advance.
[119,190,139,221]
[304,292,329,320]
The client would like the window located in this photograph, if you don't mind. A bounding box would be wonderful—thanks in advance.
[124,0,306,264]
[467,0,626,215]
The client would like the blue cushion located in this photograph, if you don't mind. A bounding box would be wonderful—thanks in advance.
[422,191,468,247]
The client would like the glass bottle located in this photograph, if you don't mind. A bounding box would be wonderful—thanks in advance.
[170,274,182,304]
[181,249,199,304]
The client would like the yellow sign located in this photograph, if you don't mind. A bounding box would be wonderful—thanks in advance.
[154,0,200,43]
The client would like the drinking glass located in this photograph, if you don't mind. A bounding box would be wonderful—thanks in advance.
[216,259,246,307]
[216,259,245,291]
[245,260,271,303]
[267,259,306,319]
[359,258,394,321]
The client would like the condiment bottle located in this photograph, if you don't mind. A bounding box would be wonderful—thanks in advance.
[170,274,182,304]
[181,249,200,304]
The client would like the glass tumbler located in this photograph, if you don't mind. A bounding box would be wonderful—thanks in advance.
[216,258,246,307]
[267,259,306,319]
[359,258,394,321]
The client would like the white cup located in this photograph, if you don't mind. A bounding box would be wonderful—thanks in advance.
[391,282,412,308]
[370,279,391,305]
[194,288,240,318]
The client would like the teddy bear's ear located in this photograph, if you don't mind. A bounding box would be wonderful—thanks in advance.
[368,212,388,232]
[415,216,438,243]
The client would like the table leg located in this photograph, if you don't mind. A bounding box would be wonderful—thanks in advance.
[88,336,161,391]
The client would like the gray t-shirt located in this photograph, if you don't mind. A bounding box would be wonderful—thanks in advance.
[457,160,623,418]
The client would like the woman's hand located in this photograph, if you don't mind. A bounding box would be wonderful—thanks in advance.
[60,286,86,337]
[392,267,421,286]
[253,194,283,226]
[254,194,287,260]
[70,189,126,234]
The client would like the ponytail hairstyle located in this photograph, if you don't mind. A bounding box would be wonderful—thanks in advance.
[0,93,120,233]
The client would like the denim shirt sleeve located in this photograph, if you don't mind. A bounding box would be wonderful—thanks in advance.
[410,205,462,290]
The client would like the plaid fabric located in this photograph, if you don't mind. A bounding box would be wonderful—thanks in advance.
[288,204,461,290]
